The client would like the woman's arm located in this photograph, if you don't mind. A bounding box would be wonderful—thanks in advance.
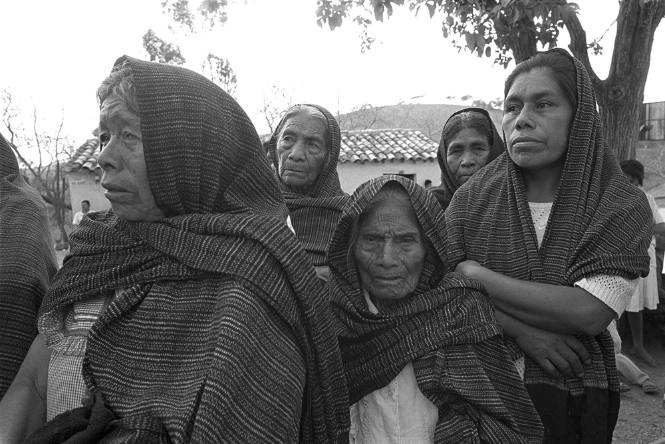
[495,309,590,378]
[457,260,615,336]
[0,334,50,443]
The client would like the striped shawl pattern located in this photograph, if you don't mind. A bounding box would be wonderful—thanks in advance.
[328,175,543,442]
[37,57,348,443]
[0,133,57,397]
[445,49,652,441]
[268,104,349,266]
[430,107,505,210]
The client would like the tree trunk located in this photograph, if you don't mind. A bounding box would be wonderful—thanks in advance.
[567,0,665,160]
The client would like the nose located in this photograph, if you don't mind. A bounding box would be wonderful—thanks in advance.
[287,139,307,162]
[376,239,399,268]
[459,149,477,168]
[514,105,535,130]
[97,135,119,172]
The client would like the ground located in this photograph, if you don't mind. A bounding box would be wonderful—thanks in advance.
[53,249,665,442]
[613,321,665,444]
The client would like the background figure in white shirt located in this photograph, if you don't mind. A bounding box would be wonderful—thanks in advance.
[620,159,665,368]
[72,200,90,226]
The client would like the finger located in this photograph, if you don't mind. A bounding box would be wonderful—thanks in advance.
[564,336,591,365]
[548,352,575,378]
[556,343,585,377]
[534,357,561,379]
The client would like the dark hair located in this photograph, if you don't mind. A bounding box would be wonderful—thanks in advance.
[620,159,644,186]
[96,62,140,116]
[442,110,494,152]
[504,50,578,111]
[81,200,90,205]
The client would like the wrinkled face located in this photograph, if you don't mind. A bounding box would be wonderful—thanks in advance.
[81,201,90,213]
[354,191,426,306]
[97,96,164,222]
[445,127,492,186]
[276,109,328,190]
[503,67,574,174]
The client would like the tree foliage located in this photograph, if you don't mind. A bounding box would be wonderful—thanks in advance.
[316,0,665,160]
[142,1,237,95]
[142,29,186,65]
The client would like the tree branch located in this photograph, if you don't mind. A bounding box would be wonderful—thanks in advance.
[564,8,603,92]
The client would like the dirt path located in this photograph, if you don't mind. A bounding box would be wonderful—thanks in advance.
[613,326,665,443]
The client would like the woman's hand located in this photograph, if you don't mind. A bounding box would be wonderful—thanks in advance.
[514,325,591,379]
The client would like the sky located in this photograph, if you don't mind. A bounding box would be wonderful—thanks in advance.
[0,0,663,148]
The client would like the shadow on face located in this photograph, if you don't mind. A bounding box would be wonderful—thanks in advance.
[276,108,328,192]
[353,186,426,309]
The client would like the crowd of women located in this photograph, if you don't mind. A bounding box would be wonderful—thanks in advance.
[0,47,657,443]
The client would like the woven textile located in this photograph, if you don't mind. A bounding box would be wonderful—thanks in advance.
[0,133,56,398]
[267,104,350,266]
[430,107,504,210]
[445,49,652,442]
[328,175,543,442]
[37,57,348,443]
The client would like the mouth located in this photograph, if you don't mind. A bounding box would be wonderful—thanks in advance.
[511,136,541,146]
[101,183,130,193]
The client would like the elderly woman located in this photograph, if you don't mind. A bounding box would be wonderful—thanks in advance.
[446,48,652,442]
[0,57,348,443]
[431,107,505,209]
[0,134,56,399]
[329,175,543,443]
[267,104,349,280]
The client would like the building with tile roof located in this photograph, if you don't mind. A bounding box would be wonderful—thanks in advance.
[65,137,110,216]
[337,129,439,193]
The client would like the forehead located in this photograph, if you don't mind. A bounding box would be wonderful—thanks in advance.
[448,127,489,145]
[281,109,327,136]
[358,191,420,232]
[99,96,140,126]
[506,67,564,99]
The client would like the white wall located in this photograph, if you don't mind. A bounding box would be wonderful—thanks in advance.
[67,170,110,216]
[337,159,440,194]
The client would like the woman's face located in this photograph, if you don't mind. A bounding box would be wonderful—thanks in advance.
[276,108,328,190]
[503,67,574,174]
[97,96,164,222]
[445,127,492,186]
[353,191,426,306]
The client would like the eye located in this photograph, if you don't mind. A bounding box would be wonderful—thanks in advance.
[537,101,553,109]
[505,103,521,114]
[122,131,138,141]
[99,132,110,148]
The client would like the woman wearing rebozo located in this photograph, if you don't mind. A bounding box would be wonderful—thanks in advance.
[328,175,543,443]
[0,56,348,443]
[446,48,652,443]
[430,107,505,210]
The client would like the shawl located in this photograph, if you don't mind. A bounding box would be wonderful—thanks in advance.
[430,107,504,210]
[329,175,543,442]
[267,104,349,266]
[445,49,652,442]
[0,133,56,398]
[36,57,348,443]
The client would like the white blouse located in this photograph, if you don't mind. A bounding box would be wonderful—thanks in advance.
[349,292,438,444]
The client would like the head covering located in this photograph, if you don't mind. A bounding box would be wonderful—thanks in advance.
[445,48,652,442]
[266,104,350,267]
[328,175,543,442]
[0,133,57,397]
[430,107,504,209]
[37,57,348,442]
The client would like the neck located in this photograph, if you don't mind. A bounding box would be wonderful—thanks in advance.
[522,162,564,203]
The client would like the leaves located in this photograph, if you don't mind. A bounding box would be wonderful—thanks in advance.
[142,29,186,65]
